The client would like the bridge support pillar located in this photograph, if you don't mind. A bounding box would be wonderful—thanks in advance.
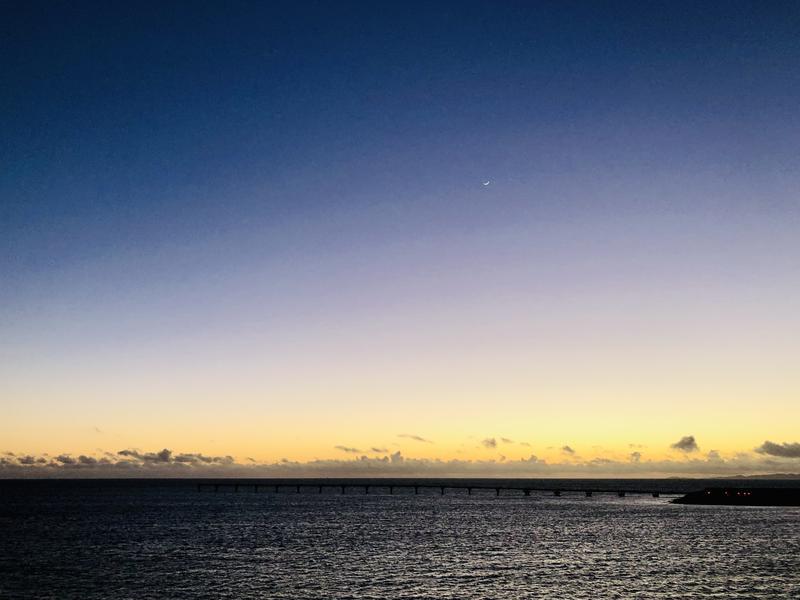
[554,490,561,497]
[585,491,592,497]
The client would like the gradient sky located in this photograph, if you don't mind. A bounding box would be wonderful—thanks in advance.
[2,1,799,475]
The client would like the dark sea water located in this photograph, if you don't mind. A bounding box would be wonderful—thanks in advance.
[1,479,799,599]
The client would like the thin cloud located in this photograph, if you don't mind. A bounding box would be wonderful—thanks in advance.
[482,438,497,449]
[561,445,575,455]
[629,451,641,463]
[671,436,699,453]
[334,445,361,454]
[370,447,388,453]
[398,434,432,443]
[755,440,800,458]
[500,437,514,444]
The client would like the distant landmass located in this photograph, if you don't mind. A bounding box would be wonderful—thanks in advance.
[722,473,800,480]
[673,487,800,506]
[664,474,800,480]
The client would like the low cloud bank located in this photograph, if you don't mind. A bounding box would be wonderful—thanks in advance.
[2,445,798,478]
[115,448,233,465]
[1,448,234,477]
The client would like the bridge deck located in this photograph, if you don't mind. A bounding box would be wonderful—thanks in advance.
[197,481,684,497]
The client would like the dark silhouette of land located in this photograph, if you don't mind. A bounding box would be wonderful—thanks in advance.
[673,487,800,506]
[721,473,800,480]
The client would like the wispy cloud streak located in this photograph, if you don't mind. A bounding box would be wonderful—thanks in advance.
[398,434,433,443]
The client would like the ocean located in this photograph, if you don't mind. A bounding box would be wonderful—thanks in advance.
[1,479,798,599]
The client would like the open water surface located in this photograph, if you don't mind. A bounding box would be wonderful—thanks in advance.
[1,479,798,599]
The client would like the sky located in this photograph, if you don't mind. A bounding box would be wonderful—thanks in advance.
[2,1,799,477]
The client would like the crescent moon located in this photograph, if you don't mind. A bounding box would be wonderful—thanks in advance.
[482,180,491,186]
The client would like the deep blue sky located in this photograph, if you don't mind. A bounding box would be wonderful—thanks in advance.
[4,1,799,275]
[2,1,800,460]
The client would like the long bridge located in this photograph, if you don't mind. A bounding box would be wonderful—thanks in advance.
[197,480,686,498]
